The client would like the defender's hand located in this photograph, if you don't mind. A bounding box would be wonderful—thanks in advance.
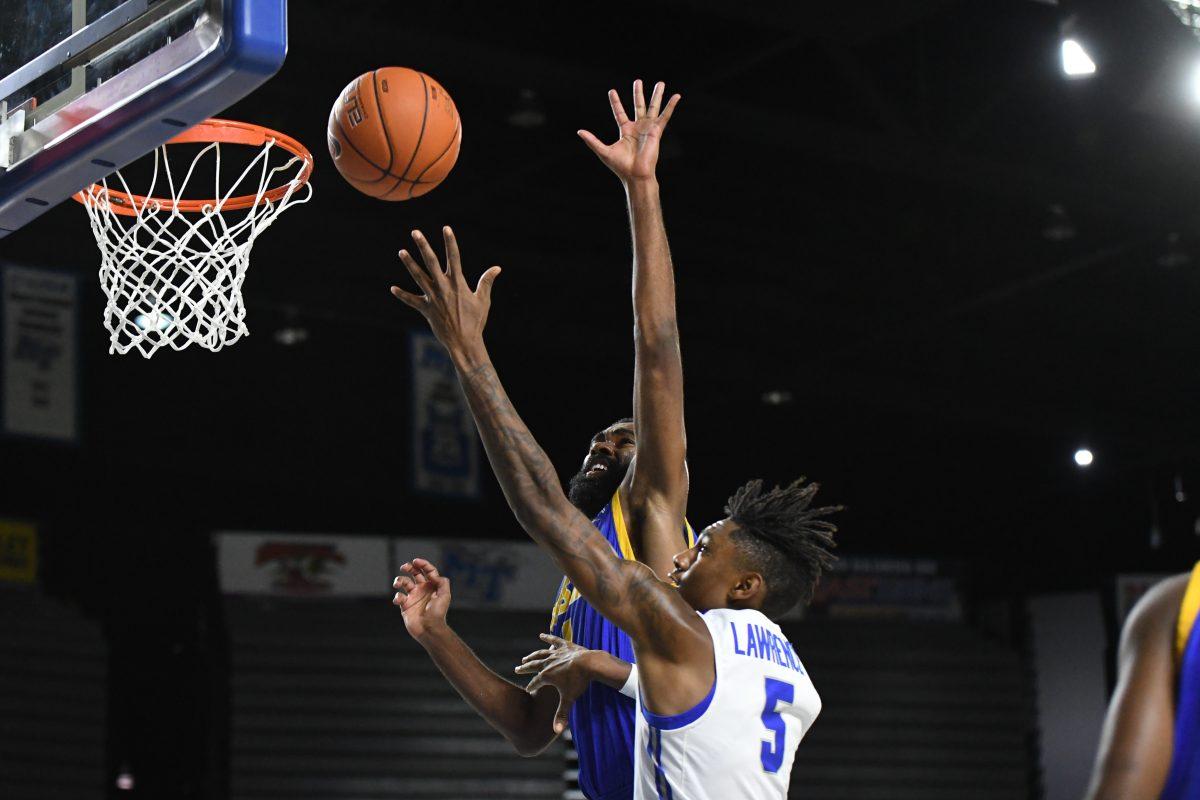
[514,634,600,734]
[392,558,452,641]
[390,226,502,358]
[578,79,681,184]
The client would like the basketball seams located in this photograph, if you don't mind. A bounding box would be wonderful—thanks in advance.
[395,72,430,182]
[331,119,439,185]
[404,119,461,199]
[370,70,397,175]
[332,117,390,176]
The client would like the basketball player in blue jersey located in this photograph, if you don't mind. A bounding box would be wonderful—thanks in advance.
[389,220,840,797]
[1084,562,1200,800]
[391,81,692,800]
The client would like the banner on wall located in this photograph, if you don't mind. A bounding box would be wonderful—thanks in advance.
[216,531,561,609]
[0,519,37,585]
[216,532,391,597]
[410,330,480,499]
[390,537,561,611]
[804,556,962,621]
[2,264,78,442]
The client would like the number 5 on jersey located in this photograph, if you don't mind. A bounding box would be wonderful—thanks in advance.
[760,677,794,773]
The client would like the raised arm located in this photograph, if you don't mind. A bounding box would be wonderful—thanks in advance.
[579,80,686,578]
[1083,573,1186,800]
[389,228,707,665]
[392,559,561,756]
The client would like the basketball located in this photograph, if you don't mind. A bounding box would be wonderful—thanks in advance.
[326,67,461,200]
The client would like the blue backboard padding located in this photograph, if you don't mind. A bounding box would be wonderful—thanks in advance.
[0,0,288,238]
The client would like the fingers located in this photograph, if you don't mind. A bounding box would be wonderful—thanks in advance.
[400,561,427,585]
[389,285,425,309]
[539,633,568,648]
[519,654,549,669]
[514,657,547,675]
[526,674,545,695]
[412,558,441,581]
[521,648,553,664]
[393,575,416,594]
[633,79,646,119]
[577,129,607,157]
[442,225,463,283]
[608,89,629,126]
[553,698,571,734]
[410,229,447,282]
[647,81,664,117]
[475,266,502,305]
[398,249,433,296]
[658,93,681,127]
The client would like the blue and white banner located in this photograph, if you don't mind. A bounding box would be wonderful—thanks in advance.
[2,264,77,442]
[410,330,480,499]
[390,537,561,611]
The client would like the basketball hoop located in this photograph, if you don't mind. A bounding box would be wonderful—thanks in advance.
[74,118,314,358]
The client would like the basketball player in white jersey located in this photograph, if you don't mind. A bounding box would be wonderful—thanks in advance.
[390,220,839,798]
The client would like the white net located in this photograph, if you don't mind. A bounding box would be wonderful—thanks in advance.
[77,134,312,357]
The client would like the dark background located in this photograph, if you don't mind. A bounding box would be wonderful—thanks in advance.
[6,0,1200,585]
[4,0,1200,795]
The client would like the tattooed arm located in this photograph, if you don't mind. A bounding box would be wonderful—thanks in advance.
[390,227,714,715]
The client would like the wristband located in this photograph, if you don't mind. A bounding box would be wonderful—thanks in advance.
[619,663,638,699]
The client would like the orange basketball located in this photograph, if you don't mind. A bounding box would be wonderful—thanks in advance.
[326,67,461,200]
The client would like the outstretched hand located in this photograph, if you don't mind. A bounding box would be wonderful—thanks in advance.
[390,226,501,358]
[392,558,452,641]
[578,79,681,184]
[514,633,597,735]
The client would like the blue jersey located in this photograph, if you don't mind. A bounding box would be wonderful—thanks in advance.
[1162,561,1200,800]
[548,491,694,800]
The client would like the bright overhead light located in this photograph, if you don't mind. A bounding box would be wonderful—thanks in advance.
[1191,62,1200,103]
[133,311,173,332]
[1062,40,1097,77]
[1074,448,1094,467]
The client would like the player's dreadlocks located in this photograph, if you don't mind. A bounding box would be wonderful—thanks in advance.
[725,478,840,619]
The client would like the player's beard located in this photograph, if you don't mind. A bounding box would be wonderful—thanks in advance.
[567,457,630,520]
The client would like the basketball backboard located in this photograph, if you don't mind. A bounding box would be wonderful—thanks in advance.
[0,0,288,238]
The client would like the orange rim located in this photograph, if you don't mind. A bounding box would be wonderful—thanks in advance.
[73,118,314,216]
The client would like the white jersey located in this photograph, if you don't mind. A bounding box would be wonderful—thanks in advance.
[633,608,820,800]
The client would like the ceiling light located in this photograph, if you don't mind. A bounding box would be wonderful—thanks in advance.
[273,326,309,346]
[761,390,794,406]
[1062,40,1097,77]
[132,311,173,332]
[1074,448,1094,467]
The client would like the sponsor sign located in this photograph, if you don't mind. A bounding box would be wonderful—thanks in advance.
[0,519,37,584]
[217,532,391,597]
[805,556,962,621]
[216,530,561,610]
[391,537,562,611]
[2,264,78,442]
